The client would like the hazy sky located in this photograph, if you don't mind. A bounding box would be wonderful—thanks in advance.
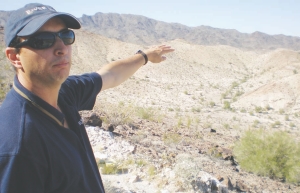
[1,0,300,37]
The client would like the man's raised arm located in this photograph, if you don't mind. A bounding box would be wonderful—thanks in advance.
[97,45,174,91]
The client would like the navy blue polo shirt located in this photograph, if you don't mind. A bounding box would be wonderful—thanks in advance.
[0,73,105,193]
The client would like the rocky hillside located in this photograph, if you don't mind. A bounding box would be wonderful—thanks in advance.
[66,29,300,192]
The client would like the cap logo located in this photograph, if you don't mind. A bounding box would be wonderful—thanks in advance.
[25,6,55,15]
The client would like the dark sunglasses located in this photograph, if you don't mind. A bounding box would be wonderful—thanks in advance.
[13,29,75,49]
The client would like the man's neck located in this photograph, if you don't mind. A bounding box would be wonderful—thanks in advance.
[17,75,61,109]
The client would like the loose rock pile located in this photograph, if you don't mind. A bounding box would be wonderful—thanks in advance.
[86,125,229,192]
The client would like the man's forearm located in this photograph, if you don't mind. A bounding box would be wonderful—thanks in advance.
[97,53,146,91]
[97,45,175,91]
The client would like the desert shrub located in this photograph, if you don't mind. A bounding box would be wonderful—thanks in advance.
[186,117,192,128]
[271,121,281,128]
[0,78,7,101]
[223,123,230,129]
[279,108,285,114]
[233,129,300,183]
[207,146,222,158]
[255,106,263,113]
[0,49,14,101]
[135,107,155,120]
[265,104,272,111]
[209,101,215,107]
[293,69,298,74]
[235,90,244,97]
[192,106,201,112]
[231,81,239,89]
[147,165,156,176]
[177,117,183,128]
[285,115,289,121]
[135,106,164,122]
[223,101,231,110]
[240,108,246,113]
[289,122,295,128]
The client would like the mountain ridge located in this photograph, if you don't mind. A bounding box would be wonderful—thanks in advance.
[0,10,300,51]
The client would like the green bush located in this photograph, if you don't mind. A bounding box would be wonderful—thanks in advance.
[233,129,300,183]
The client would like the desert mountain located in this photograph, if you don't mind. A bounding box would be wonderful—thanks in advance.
[79,12,300,51]
[0,10,300,51]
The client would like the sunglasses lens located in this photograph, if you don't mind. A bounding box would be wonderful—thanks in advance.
[30,33,55,49]
[60,30,75,45]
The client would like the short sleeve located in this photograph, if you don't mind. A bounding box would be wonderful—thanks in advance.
[59,73,102,110]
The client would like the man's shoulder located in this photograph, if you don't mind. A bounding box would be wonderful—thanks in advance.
[0,97,48,157]
[0,94,41,137]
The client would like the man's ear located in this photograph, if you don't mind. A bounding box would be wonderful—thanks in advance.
[5,47,22,69]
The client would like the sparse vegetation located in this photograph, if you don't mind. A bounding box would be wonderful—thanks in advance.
[173,154,202,190]
[255,106,263,113]
[0,77,8,101]
[209,101,215,107]
[279,108,285,115]
[94,102,163,125]
[186,117,192,128]
[223,123,230,129]
[293,69,298,74]
[147,165,156,176]
[285,115,289,121]
[240,108,247,113]
[223,101,231,110]
[135,107,155,120]
[177,117,182,128]
[162,132,181,146]
[265,104,272,111]
[271,121,281,128]
[252,120,260,128]
[231,81,239,89]
[191,107,201,112]
[289,122,295,128]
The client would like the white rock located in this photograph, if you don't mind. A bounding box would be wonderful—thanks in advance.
[94,152,107,159]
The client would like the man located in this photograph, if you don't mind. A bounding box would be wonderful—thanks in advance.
[0,3,174,193]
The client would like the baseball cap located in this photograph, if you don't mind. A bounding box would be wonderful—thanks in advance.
[4,3,81,47]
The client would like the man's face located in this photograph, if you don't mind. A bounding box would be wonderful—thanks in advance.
[17,17,72,88]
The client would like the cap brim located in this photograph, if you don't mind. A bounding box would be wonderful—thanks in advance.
[17,12,81,36]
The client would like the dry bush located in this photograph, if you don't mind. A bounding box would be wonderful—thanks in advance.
[173,154,202,190]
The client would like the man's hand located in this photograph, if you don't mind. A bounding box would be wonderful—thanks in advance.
[144,45,175,63]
